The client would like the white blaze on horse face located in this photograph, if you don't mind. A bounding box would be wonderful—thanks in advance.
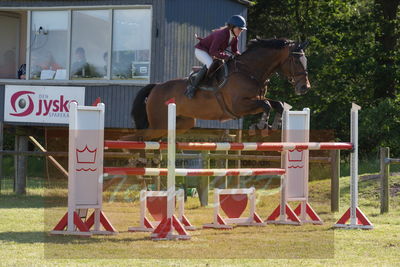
[306,76,311,88]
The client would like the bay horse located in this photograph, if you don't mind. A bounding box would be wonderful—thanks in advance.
[126,38,310,141]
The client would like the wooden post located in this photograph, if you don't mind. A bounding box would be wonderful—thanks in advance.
[28,136,68,178]
[15,135,28,195]
[214,151,226,188]
[380,147,390,214]
[225,150,228,189]
[155,149,161,191]
[198,150,209,206]
[235,129,242,188]
[330,149,340,212]
[0,121,3,192]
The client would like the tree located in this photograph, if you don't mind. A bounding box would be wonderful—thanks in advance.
[373,0,400,98]
[247,0,400,154]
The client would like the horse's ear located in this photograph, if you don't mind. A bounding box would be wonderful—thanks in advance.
[299,41,309,50]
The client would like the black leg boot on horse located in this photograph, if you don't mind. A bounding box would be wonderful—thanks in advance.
[185,65,208,99]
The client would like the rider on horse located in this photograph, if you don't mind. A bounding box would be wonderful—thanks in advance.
[185,15,247,99]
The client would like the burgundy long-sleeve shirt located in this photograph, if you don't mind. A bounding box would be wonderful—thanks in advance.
[195,27,239,60]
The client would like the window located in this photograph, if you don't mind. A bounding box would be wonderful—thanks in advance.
[29,11,68,80]
[71,10,111,80]
[0,12,20,79]
[24,7,151,83]
[112,9,151,81]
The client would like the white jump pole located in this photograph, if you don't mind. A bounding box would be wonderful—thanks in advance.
[350,103,359,226]
[151,99,191,240]
[334,103,373,229]
[167,102,176,222]
[279,103,290,223]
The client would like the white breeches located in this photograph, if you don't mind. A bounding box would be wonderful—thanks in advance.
[195,48,213,68]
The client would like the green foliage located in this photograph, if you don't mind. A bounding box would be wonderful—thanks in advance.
[247,0,400,155]
[359,97,400,155]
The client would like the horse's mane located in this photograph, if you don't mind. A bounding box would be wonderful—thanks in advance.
[245,38,293,52]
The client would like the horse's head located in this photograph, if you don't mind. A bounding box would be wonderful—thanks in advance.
[279,41,311,95]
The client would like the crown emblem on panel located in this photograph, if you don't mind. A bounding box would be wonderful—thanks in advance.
[288,149,304,168]
[76,145,97,164]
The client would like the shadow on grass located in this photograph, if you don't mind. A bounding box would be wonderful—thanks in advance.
[0,194,66,209]
[0,231,152,244]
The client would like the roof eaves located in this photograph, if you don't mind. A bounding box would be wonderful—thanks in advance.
[233,0,255,7]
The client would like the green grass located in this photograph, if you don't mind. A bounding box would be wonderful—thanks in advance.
[0,173,400,266]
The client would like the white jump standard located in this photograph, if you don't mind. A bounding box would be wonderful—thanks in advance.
[334,104,373,229]
[51,102,117,236]
[266,106,323,225]
[149,100,191,240]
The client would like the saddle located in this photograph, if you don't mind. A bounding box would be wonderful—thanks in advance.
[188,60,229,91]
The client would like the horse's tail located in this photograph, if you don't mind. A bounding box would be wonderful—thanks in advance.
[131,83,156,129]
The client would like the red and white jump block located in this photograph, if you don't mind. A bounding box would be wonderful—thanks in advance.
[128,189,195,232]
[203,187,266,229]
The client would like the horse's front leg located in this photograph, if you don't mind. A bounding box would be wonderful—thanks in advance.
[231,99,272,136]
[256,110,270,131]
[253,100,273,136]
[267,100,284,130]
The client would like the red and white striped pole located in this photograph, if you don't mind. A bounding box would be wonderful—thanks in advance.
[104,140,353,151]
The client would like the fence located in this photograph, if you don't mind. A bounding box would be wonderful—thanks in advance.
[0,144,342,212]
[380,147,400,213]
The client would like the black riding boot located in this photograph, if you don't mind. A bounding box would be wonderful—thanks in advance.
[185,65,208,99]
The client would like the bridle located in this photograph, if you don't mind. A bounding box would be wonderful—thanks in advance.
[286,50,308,85]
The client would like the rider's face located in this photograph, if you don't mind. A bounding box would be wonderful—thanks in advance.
[233,27,244,37]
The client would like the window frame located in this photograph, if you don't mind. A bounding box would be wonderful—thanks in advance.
[19,5,152,85]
